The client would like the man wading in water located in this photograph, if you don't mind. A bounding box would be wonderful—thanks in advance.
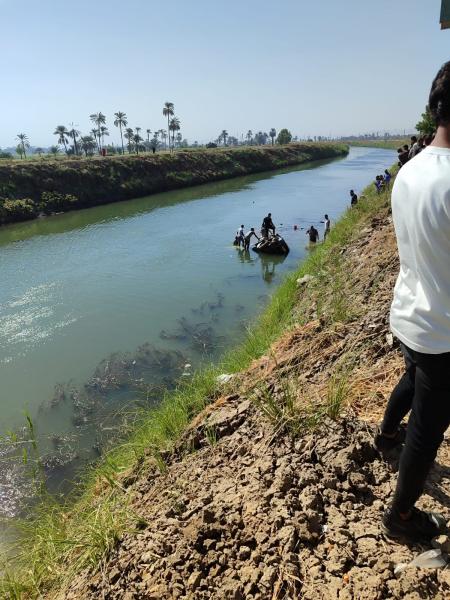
[375,61,450,543]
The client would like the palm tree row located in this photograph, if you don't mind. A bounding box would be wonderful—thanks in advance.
[14,102,182,159]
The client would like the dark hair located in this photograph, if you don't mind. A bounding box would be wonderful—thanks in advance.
[411,135,417,143]
[324,214,328,218]
[403,145,409,150]
[429,61,450,126]
[397,148,402,152]
[268,213,271,217]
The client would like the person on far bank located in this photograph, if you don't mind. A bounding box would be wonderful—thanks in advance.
[375,61,450,544]
[350,189,358,207]
[323,214,331,239]
[306,225,319,244]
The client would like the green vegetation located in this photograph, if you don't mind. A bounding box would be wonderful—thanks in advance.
[277,128,293,144]
[0,163,394,599]
[347,139,407,150]
[416,105,436,135]
[0,142,348,226]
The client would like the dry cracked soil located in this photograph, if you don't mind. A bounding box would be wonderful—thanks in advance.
[58,210,450,600]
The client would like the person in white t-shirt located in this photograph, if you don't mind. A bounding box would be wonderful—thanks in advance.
[323,214,331,239]
[374,62,450,544]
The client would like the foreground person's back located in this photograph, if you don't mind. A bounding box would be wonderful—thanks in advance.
[390,145,450,353]
[376,60,450,545]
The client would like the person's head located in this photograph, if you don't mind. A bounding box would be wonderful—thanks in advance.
[250,227,254,232]
[241,224,244,228]
[397,148,402,154]
[268,212,271,217]
[429,61,450,127]
[411,135,417,144]
[384,169,389,175]
[403,144,409,151]
[350,189,354,195]
[324,214,328,219]
[425,134,433,146]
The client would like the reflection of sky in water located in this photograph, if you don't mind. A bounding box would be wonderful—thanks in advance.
[0,283,77,363]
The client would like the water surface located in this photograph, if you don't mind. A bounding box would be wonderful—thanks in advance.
[0,146,395,518]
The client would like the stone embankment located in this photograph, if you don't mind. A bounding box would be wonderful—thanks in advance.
[58,206,450,598]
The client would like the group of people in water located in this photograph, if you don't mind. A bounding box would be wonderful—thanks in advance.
[234,213,276,250]
[234,211,331,250]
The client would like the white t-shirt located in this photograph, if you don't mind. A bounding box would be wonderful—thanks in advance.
[390,146,450,354]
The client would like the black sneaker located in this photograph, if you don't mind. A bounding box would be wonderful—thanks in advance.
[373,425,406,454]
[382,506,446,544]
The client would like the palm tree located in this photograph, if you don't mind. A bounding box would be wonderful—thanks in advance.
[100,126,109,149]
[124,127,134,153]
[162,102,174,150]
[133,132,143,154]
[246,130,253,145]
[114,111,128,155]
[49,145,60,156]
[90,128,100,152]
[269,128,276,146]
[175,132,182,148]
[89,112,106,151]
[16,133,30,158]
[80,135,96,157]
[221,129,228,146]
[68,125,81,155]
[54,125,69,154]
[160,129,168,150]
[169,117,180,152]
[146,129,152,144]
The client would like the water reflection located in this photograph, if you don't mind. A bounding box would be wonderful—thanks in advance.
[259,254,287,284]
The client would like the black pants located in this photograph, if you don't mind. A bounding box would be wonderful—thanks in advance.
[381,342,450,513]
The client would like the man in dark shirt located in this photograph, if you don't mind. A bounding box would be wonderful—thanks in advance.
[350,190,358,206]
[306,225,319,243]
[261,213,275,238]
[399,145,410,166]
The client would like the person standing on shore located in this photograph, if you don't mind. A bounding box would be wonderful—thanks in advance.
[375,61,450,544]
[323,214,331,239]
[350,190,358,206]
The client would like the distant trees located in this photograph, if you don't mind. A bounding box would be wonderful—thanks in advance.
[16,133,30,158]
[254,131,268,145]
[416,106,435,135]
[113,112,127,155]
[246,130,253,145]
[68,126,81,156]
[163,102,175,150]
[90,112,106,151]
[269,128,276,145]
[169,116,180,151]
[54,125,70,154]
[80,136,96,157]
[276,128,292,145]
[50,145,60,156]
[219,129,228,146]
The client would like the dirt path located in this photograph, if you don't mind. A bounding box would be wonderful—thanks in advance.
[59,211,450,599]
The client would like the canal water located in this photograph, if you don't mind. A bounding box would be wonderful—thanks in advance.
[0,146,395,519]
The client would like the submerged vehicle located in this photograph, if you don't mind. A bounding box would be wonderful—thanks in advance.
[252,234,290,255]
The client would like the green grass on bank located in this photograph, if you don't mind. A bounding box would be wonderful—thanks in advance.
[347,139,407,150]
[0,167,396,599]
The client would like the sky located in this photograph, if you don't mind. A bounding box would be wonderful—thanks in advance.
[0,0,448,147]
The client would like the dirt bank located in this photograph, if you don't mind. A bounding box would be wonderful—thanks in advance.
[54,205,450,598]
[0,143,347,226]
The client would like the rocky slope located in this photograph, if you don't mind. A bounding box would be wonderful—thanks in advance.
[54,207,450,598]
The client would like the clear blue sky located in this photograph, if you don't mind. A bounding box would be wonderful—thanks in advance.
[0,0,448,147]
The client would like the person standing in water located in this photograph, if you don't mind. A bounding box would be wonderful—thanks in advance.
[244,227,259,251]
[237,224,245,247]
[306,225,319,244]
[324,214,331,240]
[375,61,450,544]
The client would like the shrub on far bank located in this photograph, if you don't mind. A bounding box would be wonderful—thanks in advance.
[39,191,79,214]
[0,198,37,223]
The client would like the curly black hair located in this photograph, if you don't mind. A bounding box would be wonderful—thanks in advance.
[429,61,450,126]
